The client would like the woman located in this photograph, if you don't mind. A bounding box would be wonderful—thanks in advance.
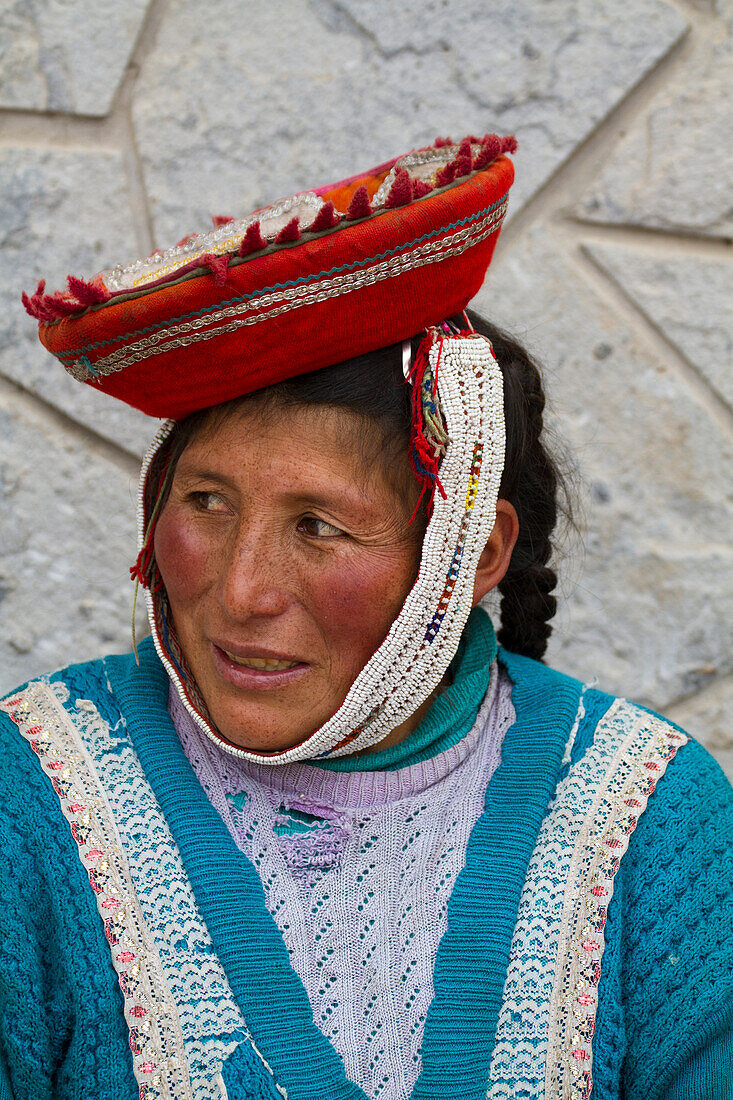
[3,134,730,1100]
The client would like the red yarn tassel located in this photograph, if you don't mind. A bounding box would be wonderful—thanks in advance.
[434,136,453,148]
[345,185,372,220]
[407,179,431,199]
[385,168,413,208]
[500,134,518,154]
[275,216,301,244]
[434,162,456,188]
[239,220,267,256]
[21,280,51,320]
[200,253,231,284]
[45,292,85,318]
[212,214,235,227]
[67,275,109,306]
[473,134,502,170]
[406,334,447,520]
[310,200,339,232]
[450,136,473,177]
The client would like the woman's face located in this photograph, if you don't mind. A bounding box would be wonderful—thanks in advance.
[154,403,424,753]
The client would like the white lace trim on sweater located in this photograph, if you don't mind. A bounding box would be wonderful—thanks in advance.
[487,697,687,1099]
[0,678,285,1100]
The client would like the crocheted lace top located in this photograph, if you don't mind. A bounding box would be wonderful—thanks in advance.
[171,662,515,1100]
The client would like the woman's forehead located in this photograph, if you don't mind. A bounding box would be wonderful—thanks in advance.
[177,402,397,492]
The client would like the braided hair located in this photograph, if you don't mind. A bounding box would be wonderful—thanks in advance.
[464,310,567,660]
[145,311,569,662]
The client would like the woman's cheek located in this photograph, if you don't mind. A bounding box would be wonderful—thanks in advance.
[310,550,414,653]
[154,506,216,602]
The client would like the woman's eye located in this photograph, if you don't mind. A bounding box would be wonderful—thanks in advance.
[189,491,229,513]
[298,516,344,538]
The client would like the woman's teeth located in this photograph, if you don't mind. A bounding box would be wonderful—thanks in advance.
[223,651,298,671]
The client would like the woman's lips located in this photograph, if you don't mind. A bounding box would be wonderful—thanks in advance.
[211,643,309,690]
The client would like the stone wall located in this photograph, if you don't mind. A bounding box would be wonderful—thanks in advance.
[1,0,731,777]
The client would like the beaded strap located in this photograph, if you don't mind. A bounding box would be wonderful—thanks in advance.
[142,331,506,764]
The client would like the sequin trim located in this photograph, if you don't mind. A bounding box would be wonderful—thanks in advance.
[488,698,688,1099]
[66,201,507,382]
[102,193,326,293]
[0,681,195,1100]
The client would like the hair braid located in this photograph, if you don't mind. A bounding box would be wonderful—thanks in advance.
[465,310,566,661]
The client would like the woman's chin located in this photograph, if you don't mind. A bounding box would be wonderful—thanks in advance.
[206,704,327,757]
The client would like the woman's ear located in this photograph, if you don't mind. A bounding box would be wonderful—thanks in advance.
[472,499,519,606]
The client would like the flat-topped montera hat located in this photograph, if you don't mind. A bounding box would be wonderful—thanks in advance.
[24,133,517,763]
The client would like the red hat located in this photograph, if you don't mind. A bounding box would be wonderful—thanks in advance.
[23,134,516,419]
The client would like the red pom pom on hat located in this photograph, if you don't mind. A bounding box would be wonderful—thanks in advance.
[310,201,339,232]
[385,168,413,208]
[67,275,109,306]
[345,185,372,220]
[238,221,267,256]
[275,216,301,244]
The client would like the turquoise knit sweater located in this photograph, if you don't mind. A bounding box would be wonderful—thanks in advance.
[0,635,730,1099]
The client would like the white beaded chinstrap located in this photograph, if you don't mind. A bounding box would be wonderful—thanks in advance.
[140,332,506,763]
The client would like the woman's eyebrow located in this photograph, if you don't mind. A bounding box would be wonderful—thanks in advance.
[283,485,370,513]
[175,468,369,510]
[175,467,239,490]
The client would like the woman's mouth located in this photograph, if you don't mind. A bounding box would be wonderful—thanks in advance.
[222,650,298,671]
[212,643,309,689]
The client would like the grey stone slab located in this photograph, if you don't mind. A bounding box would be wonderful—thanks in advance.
[0,0,150,116]
[667,676,733,783]
[473,226,733,707]
[131,0,685,246]
[0,391,140,694]
[318,0,686,216]
[577,12,733,238]
[0,146,157,457]
[586,244,733,408]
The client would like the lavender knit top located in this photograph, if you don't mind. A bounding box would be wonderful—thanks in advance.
[170,610,513,1100]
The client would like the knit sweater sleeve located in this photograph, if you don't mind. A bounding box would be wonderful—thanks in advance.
[0,704,138,1100]
[618,737,733,1100]
[0,1052,14,1100]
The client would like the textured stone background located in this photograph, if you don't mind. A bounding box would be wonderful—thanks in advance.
[1,0,731,777]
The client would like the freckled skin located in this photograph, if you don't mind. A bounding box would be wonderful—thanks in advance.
[154,404,427,754]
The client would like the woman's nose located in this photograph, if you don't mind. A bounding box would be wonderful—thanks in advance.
[219,528,292,620]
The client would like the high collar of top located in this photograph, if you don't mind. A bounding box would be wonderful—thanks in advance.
[23,133,515,419]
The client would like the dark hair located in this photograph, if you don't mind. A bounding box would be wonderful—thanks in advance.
[147,311,569,661]
[466,310,565,661]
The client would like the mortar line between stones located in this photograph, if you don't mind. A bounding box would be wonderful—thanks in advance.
[558,219,732,259]
[0,109,121,149]
[571,238,733,433]
[103,0,174,256]
[120,100,156,257]
[658,0,722,28]
[499,25,693,252]
[0,374,141,476]
[104,0,174,117]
